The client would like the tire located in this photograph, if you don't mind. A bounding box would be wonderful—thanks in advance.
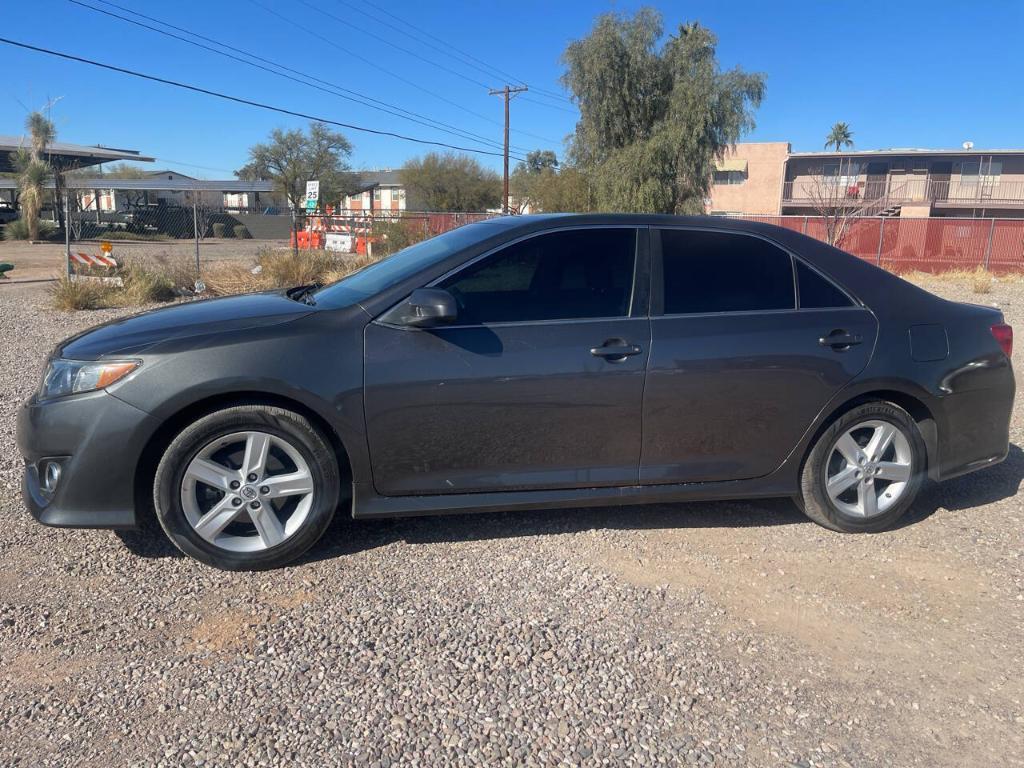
[154,405,340,570]
[798,401,926,533]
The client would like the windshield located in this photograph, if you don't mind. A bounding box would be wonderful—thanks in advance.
[313,222,500,307]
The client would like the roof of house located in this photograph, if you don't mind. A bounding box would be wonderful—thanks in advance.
[0,177,275,192]
[789,147,1024,159]
[0,135,155,172]
[351,169,403,192]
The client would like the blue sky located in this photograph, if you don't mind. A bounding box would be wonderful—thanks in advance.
[2,0,1022,178]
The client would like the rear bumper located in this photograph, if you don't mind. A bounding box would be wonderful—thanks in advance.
[16,390,159,529]
[933,361,1015,482]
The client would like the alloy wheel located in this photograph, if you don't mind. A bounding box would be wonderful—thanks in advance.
[824,419,913,518]
[180,430,315,552]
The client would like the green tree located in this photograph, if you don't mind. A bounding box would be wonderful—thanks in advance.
[561,10,765,214]
[236,122,357,211]
[825,122,854,152]
[99,162,151,179]
[14,111,56,241]
[519,150,559,174]
[400,152,501,211]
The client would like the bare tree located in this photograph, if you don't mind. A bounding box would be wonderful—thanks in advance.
[803,158,879,246]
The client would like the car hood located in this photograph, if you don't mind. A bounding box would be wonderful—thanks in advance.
[59,292,314,359]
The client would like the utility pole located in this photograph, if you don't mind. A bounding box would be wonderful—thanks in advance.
[489,84,528,214]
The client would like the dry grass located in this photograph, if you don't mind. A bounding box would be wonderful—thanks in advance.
[48,247,390,310]
[903,265,1005,294]
[48,273,114,311]
[202,249,381,297]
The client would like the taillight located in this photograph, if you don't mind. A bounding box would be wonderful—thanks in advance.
[991,324,1013,358]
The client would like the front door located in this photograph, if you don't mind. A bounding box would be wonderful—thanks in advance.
[864,162,889,200]
[640,228,877,484]
[364,227,650,496]
[929,162,952,201]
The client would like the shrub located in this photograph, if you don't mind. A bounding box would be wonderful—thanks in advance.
[257,248,337,288]
[2,217,58,241]
[971,266,992,294]
[211,222,227,238]
[49,274,113,311]
[371,218,428,257]
[233,225,252,239]
[118,260,176,305]
[202,261,265,296]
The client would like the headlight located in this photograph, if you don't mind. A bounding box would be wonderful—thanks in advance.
[39,359,140,400]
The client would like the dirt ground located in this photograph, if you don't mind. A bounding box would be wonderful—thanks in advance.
[0,237,282,281]
[0,272,1021,766]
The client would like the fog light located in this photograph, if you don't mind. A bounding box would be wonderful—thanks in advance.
[41,461,62,494]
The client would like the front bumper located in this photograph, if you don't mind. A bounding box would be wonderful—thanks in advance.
[16,390,160,529]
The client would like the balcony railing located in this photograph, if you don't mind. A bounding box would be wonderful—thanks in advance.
[783,178,1024,206]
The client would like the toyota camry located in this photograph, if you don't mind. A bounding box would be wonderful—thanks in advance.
[17,215,1015,569]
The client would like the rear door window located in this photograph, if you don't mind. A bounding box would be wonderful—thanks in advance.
[795,260,854,308]
[658,229,795,315]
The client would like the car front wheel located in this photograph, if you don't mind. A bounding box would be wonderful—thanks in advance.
[153,405,340,570]
[798,401,926,533]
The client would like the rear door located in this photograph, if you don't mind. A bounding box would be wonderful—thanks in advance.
[363,226,650,496]
[640,227,877,484]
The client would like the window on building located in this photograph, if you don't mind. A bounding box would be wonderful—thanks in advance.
[795,260,853,309]
[712,170,746,185]
[373,187,382,202]
[960,160,1002,181]
[659,229,795,315]
[439,228,637,324]
[822,160,861,189]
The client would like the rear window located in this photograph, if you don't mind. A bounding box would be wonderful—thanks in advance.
[659,229,795,314]
[795,260,854,308]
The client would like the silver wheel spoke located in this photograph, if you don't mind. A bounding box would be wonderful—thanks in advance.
[242,433,272,479]
[865,423,897,461]
[875,461,911,482]
[193,496,243,542]
[185,458,235,492]
[262,471,314,500]
[858,482,879,517]
[826,465,859,499]
[250,505,285,548]
[834,433,862,465]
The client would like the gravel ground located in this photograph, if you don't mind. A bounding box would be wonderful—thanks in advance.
[1,277,1022,767]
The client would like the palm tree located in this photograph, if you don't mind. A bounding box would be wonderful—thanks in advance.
[825,122,854,152]
[14,112,55,242]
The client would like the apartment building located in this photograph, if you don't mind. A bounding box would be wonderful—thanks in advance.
[708,143,1024,219]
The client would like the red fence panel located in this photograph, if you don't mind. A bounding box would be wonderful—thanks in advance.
[736,214,1024,274]
[988,220,1024,273]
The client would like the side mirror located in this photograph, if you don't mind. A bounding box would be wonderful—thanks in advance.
[403,288,458,328]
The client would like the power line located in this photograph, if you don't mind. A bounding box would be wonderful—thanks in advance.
[335,0,527,91]
[244,0,556,150]
[0,37,528,161]
[69,0,512,155]
[355,0,576,106]
[295,0,493,89]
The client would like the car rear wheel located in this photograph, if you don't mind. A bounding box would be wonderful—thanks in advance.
[154,405,339,570]
[798,401,925,533]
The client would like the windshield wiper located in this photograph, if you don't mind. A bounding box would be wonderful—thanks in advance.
[286,284,320,306]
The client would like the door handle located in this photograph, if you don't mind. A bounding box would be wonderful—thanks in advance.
[591,339,642,361]
[819,329,863,350]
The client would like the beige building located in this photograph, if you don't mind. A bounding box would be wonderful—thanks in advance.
[781,149,1024,218]
[708,143,1024,219]
[707,141,790,215]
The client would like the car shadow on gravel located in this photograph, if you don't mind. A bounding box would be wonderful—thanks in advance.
[115,444,1024,565]
[898,442,1024,529]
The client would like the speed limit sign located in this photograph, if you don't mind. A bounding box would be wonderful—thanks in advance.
[305,180,319,212]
